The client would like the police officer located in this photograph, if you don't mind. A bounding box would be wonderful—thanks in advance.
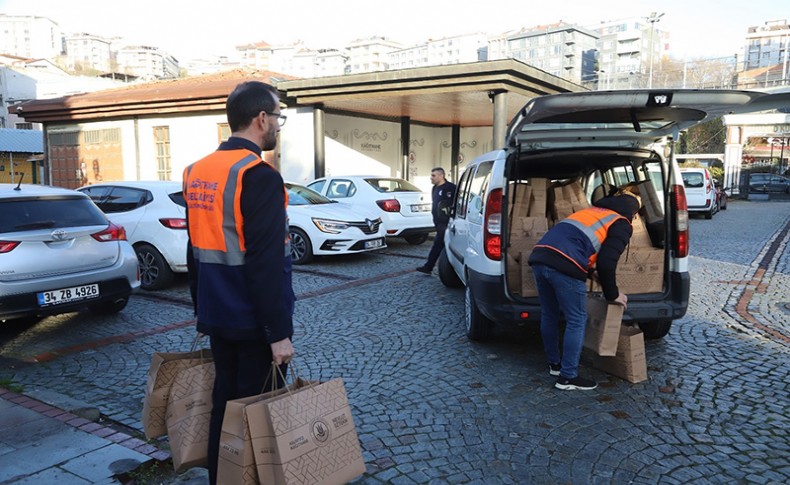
[417,167,456,274]
[183,81,294,484]
[528,191,640,391]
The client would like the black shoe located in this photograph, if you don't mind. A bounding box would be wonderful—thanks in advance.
[548,363,561,376]
[416,266,432,274]
[555,376,597,391]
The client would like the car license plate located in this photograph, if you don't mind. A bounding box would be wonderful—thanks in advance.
[37,284,100,307]
[364,238,384,249]
[411,203,431,213]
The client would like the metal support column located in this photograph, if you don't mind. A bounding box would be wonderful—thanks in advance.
[451,124,461,182]
[313,106,325,179]
[401,117,410,180]
[492,91,508,150]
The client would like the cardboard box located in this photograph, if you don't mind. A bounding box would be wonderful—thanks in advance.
[509,182,532,221]
[617,248,664,293]
[583,295,624,356]
[622,181,663,225]
[552,200,574,221]
[506,253,521,294]
[520,257,538,297]
[593,326,648,383]
[528,178,548,217]
[630,213,653,248]
[519,217,549,237]
[509,217,547,262]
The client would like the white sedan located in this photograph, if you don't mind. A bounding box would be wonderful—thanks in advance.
[78,181,187,290]
[306,175,434,245]
[286,182,386,264]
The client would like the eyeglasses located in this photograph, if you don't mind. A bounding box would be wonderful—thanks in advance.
[262,111,287,127]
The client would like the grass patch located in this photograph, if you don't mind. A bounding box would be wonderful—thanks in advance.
[0,378,24,394]
[116,460,177,485]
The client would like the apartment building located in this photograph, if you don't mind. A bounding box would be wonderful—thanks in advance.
[115,45,179,79]
[0,14,63,60]
[742,19,790,72]
[493,22,597,84]
[589,16,668,89]
[388,33,487,70]
[345,37,402,74]
[64,33,113,73]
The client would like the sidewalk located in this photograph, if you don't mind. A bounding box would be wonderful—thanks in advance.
[0,388,172,484]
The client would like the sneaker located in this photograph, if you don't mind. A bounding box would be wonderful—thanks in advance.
[416,266,432,274]
[555,376,597,391]
[548,363,561,376]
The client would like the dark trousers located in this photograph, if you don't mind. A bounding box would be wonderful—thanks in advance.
[424,222,447,270]
[207,336,286,485]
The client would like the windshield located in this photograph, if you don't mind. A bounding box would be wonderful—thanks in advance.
[365,178,421,193]
[286,183,333,205]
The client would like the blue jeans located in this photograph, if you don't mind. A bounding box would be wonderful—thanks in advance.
[532,264,587,379]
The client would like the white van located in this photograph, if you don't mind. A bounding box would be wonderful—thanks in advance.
[679,167,718,219]
[439,89,787,341]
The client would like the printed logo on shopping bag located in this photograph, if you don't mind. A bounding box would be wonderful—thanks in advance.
[310,417,331,446]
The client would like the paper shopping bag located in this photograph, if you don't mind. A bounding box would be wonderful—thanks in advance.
[141,348,211,439]
[247,378,366,485]
[165,361,215,472]
[583,295,624,356]
[217,385,294,485]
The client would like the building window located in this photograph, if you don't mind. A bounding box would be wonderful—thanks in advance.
[218,123,231,142]
[153,126,171,181]
[15,122,33,130]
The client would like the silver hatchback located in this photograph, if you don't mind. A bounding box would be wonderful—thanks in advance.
[0,184,140,323]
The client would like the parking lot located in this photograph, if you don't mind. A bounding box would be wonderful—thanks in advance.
[1,199,789,484]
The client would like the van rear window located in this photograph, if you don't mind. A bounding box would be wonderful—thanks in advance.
[681,173,704,188]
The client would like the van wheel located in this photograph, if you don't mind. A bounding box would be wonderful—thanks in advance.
[404,234,428,245]
[438,249,463,288]
[136,244,174,291]
[465,286,492,341]
[638,320,672,340]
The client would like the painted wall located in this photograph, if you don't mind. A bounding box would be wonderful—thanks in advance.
[39,107,495,191]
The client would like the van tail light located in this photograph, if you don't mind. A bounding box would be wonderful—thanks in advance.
[671,184,689,258]
[376,199,401,212]
[484,188,503,260]
[160,218,187,229]
[92,223,127,242]
[0,241,20,253]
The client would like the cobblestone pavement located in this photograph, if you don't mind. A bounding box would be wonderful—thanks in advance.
[1,200,788,484]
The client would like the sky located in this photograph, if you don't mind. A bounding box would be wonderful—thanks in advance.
[2,0,788,62]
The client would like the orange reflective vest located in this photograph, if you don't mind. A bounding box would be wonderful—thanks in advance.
[183,149,291,337]
[533,207,628,274]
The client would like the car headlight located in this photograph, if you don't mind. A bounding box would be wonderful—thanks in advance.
[312,218,350,234]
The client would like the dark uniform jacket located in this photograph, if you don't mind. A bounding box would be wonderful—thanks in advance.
[185,137,294,342]
[528,195,639,301]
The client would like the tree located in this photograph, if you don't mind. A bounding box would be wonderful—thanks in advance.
[679,117,726,154]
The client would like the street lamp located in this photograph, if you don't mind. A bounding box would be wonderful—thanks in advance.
[646,12,665,89]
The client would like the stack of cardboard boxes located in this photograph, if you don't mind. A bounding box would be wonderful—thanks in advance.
[506,177,660,383]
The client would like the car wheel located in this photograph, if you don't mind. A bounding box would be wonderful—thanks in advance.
[465,286,492,341]
[438,249,463,288]
[404,234,429,245]
[638,320,672,340]
[136,243,174,291]
[90,297,129,315]
[289,227,313,265]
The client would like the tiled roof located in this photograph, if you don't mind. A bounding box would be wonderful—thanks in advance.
[0,129,44,153]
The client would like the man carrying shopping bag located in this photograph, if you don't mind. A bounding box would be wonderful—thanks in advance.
[184,80,296,485]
